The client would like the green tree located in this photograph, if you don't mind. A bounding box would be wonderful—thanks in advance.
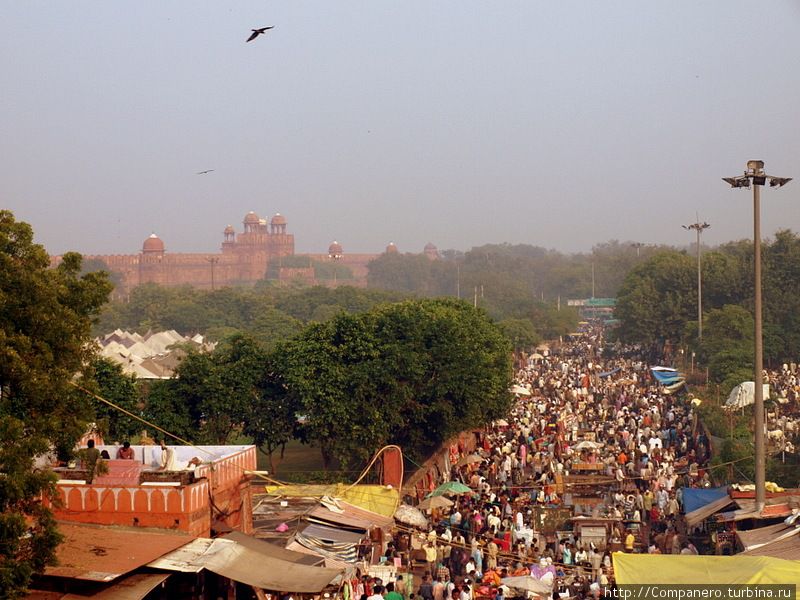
[615,251,695,344]
[497,318,541,351]
[86,358,141,442]
[0,211,112,598]
[249,306,304,349]
[140,379,194,442]
[145,334,268,444]
[697,305,754,364]
[763,230,800,362]
[241,355,300,472]
[274,299,513,467]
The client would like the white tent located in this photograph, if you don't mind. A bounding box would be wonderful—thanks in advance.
[726,382,771,410]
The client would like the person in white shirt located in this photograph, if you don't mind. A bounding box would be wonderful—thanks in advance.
[367,584,384,600]
[159,440,178,471]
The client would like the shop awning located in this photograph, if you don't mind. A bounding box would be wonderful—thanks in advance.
[202,538,344,592]
[149,534,344,593]
[224,531,323,565]
[685,495,736,527]
[613,552,800,584]
[300,523,365,544]
[683,486,729,514]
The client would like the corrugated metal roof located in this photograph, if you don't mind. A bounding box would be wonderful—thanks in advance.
[685,495,737,527]
[741,528,800,560]
[61,573,170,600]
[148,534,345,592]
[737,523,795,549]
[300,523,365,544]
[146,537,217,573]
[47,523,193,582]
[308,506,373,532]
[718,501,797,522]
[224,531,323,565]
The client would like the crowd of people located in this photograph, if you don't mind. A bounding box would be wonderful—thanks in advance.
[374,325,714,599]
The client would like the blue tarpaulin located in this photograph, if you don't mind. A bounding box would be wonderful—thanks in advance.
[682,486,729,515]
[650,367,683,386]
[599,367,621,378]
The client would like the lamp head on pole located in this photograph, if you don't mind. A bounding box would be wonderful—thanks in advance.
[769,177,792,188]
[722,176,750,188]
[683,221,711,232]
[723,162,791,190]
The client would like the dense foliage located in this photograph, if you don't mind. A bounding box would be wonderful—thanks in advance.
[0,211,112,598]
[273,299,513,467]
[365,242,618,340]
[94,283,406,347]
[615,230,800,389]
[123,299,512,470]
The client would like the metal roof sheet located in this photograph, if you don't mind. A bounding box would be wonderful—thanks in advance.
[155,537,344,592]
[737,523,796,550]
[741,528,800,560]
[46,523,193,582]
[300,523,365,544]
[61,573,170,600]
[224,531,323,565]
[685,495,737,527]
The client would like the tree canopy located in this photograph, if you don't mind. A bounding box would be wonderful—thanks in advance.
[273,298,513,467]
[0,211,112,597]
[615,232,800,366]
[614,230,800,399]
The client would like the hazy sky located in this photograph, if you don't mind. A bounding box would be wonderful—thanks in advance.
[3,2,799,257]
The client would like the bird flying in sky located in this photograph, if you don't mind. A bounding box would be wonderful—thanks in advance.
[246,26,274,42]
[196,170,214,175]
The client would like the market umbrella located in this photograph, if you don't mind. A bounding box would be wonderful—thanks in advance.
[510,384,530,395]
[574,440,604,451]
[418,496,454,510]
[501,575,552,595]
[494,418,510,427]
[530,353,544,360]
[394,504,429,528]
[427,481,472,498]
[456,453,484,467]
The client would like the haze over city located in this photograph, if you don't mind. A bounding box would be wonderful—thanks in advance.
[3,1,799,256]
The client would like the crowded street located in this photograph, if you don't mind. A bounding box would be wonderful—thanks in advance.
[370,324,715,599]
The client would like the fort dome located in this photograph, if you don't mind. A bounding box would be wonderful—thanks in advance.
[386,242,398,254]
[328,241,343,256]
[243,211,260,225]
[271,213,286,226]
[142,233,164,253]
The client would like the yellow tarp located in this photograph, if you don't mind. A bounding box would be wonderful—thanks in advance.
[263,483,399,518]
[613,553,800,585]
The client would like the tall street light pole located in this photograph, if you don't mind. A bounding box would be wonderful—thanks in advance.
[328,243,343,287]
[683,218,710,339]
[206,257,219,291]
[631,242,645,257]
[723,160,792,511]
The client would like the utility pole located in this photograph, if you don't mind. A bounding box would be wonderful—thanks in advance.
[206,257,219,291]
[682,218,710,339]
[631,242,645,257]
